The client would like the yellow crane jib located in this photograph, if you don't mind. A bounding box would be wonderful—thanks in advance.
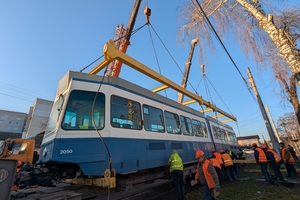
[221,119,234,123]
[152,85,169,93]
[91,40,236,122]
[212,114,224,119]
[182,99,196,106]
[200,108,213,113]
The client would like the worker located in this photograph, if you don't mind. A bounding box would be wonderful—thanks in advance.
[225,149,239,176]
[168,151,185,200]
[261,145,284,181]
[238,148,246,160]
[288,145,298,161]
[209,154,222,185]
[212,150,224,166]
[252,143,271,182]
[218,150,226,175]
[220,150,237,182]
[195,150,220,200]
[279,142,298,178]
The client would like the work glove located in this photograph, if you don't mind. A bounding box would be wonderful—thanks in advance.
[215,184,221,192]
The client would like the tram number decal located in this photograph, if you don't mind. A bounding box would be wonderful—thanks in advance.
[60,149,73,154]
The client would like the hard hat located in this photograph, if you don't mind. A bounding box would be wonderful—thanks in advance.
[252,143,257,147]
[195,150,204,158]
[260,144,267,149]
[219,150,224,153]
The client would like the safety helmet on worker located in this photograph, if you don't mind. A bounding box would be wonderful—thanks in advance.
[260,144,267,149]
[195,150,204,158]
[219,149,224,153]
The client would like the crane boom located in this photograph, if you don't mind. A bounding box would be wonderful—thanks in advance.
[105,0,142,77]
[178,39,198,103]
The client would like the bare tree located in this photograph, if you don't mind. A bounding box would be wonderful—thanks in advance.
[277,112,300,141]
[178,0,300,124]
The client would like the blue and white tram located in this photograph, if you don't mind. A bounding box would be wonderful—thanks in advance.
[39,71,238,181]
[206,115,239,154]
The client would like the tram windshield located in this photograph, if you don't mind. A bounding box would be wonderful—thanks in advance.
[61,90,105,130]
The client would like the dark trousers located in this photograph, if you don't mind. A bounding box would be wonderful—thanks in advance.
[259,163,270,182]
[225,166,236,181]
[203,184,218,200]
[272,162,283,180]
[214,167,222,185]
[171,170,185,200]
[285,163,298,177]
[233,163,239,176]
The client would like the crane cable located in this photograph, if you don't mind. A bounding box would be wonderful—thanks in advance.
[88,23,149,200]
[147,23,200,96]
[79,23,148,73]
[193,0,258,105]
[193,0,262,133]
[147,23,169,98]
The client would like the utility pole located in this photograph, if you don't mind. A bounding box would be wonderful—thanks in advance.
[265,105,281,143]
[247,67,280,155]
[178,39,198,103]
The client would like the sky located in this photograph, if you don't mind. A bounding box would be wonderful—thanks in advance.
[0,0,298,141]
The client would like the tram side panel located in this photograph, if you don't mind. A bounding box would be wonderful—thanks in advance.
[206,116,239,155]
[39,74,233,180]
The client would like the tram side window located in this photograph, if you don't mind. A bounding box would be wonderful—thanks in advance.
[165,111,181,134]
[193,120,208,137]
[201,121,208,138]
[143,105,165,132]
[229,132,237,142]
[62,90,105,130]
[212,125,221,139]
[224,130,230,141]
[111,95,142,130]
[232,132,237,141]
[219,128,226,140]
[180,116,193,136]
[192,119,202,137]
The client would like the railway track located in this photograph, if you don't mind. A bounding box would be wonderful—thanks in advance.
[10,178,201,200]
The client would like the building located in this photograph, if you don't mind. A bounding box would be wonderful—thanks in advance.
[236,135,260,148]
[23,98,53,139]
[0,110,27,140]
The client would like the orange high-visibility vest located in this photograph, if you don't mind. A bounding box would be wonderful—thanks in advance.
[203,159,216,189]
[281,148,295,163]
[255,148,268,163]
[209,158,221,170]
[221,153,233,167]
[266,149,281,163]
[213,152,224,165]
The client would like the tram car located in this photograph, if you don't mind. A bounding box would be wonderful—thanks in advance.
[25,71,238,187]
[206,115,239,153]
